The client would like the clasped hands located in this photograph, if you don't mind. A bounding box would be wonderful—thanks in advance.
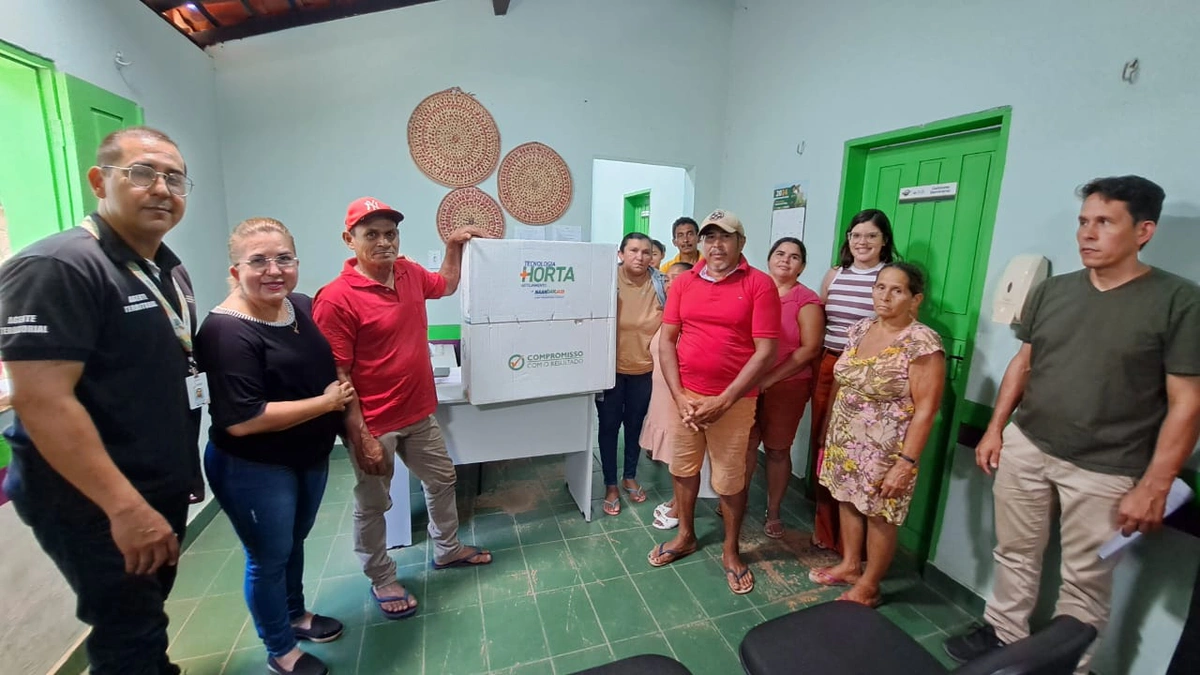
[674,392,732,431]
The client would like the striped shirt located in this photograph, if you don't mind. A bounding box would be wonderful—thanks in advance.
[823,263,884,352]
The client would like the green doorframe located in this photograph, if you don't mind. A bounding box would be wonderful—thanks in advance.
[0,39,74,235]
[830,106,1013,564]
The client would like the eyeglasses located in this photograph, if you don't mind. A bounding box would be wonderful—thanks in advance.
[849,231,882,242]
[102,164,194,197]
[238,255,299,271]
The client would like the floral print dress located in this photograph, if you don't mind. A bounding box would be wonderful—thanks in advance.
[818,317,943,525]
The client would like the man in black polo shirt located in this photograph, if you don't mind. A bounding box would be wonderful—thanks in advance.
[0,126,202,675]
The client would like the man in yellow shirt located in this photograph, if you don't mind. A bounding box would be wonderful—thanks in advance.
[660,216,702,271]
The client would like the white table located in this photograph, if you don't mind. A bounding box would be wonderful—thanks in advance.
[385,372,596,548]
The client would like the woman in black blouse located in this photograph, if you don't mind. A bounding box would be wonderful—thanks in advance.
[196,217,354,675]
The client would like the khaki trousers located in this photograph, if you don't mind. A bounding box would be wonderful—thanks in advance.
[984,424,1135,674]
[348,415,465,588]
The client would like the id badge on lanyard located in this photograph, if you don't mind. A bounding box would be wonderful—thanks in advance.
[80,217,210,409]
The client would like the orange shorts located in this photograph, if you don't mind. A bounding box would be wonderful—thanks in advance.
[668,389,757,495]
[749,377,814,452]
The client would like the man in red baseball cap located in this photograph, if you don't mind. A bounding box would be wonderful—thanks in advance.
[313,196,491,621]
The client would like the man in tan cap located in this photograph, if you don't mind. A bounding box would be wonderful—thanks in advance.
[648,209,780,595]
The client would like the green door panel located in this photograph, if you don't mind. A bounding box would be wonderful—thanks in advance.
[623,190,651,236]
[859,127,1003,558]
[0,51,65,252]
[56,72,142,222]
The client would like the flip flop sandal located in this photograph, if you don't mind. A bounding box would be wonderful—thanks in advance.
[370,587,418,620]
[808,567,855,587]
[725,566,755,595]
[432,546,492,570]
[652,512,679,530]
[764,515,785,539]
[603,498,621,516]
[647,541,697,568]
[623,485,648,503]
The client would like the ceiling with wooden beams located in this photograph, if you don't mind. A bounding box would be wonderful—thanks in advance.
[140,0,510,49]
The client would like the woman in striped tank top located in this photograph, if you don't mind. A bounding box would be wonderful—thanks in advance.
[809,209,898,552]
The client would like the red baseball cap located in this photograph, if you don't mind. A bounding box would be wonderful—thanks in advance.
[344,197,404,230]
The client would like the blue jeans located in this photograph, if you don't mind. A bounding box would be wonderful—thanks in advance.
[595,372,652,486]
[204,443,328,658]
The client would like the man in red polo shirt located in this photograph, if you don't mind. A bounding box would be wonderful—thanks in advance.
[648,209,780,596]
[313,197,492,621]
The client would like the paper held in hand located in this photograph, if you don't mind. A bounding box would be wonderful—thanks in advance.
[1097,478,1194,560]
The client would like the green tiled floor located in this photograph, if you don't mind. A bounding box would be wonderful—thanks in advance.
[165,449,975,674]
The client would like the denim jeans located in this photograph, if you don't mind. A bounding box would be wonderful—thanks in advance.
[204,443,328,657]
[595,372,653,486]
[5,461,188,675]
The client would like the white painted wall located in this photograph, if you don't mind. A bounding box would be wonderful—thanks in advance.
[0,2,227,672]
[590,159,691,248]
[210,0,732,326]
[721,1,1200,673]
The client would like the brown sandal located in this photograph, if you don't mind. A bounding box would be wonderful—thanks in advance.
[764,512,784,539]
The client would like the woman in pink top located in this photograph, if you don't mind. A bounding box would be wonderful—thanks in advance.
[744,238,825,538]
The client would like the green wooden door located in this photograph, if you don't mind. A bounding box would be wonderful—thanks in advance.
[0,48,67,253]
[56,73,142,223]
[623,190,651,236]
[857,127,1003,557]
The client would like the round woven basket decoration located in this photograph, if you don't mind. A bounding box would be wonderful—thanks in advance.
[436,187,506,243]
[407,87,501,187]
[497,142,573,225]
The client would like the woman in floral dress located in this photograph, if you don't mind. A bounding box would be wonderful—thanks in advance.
[811,262,945,607]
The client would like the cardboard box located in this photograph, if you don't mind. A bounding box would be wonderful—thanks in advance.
[462,239,617,324]
[462,318,616,405]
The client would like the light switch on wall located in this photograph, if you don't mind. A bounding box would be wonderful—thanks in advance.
[427,250,443,270]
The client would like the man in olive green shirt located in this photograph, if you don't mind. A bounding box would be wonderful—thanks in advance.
[945,176,1200,674]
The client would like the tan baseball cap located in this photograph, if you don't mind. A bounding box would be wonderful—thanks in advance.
[700,209,745,237]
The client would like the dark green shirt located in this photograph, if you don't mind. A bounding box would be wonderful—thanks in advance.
[1013,268,1200,477]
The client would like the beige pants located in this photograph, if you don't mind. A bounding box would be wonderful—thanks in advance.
[348,415,466,588]
[985,424,1135,675]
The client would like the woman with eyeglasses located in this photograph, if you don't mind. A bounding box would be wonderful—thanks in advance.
[195,218,355,675]
[809,209,898,554]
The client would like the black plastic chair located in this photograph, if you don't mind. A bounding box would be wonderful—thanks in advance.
[570,654,692,674]
[739,600,1096,675]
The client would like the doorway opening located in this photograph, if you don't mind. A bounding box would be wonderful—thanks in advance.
[591,159,694,246]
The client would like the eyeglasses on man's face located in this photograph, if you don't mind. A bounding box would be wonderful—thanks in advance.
[102,163,193,197]
[238,255,299,272]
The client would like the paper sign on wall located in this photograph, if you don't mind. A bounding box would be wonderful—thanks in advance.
[513,225,546,240]
[553,225,583,242]
[770,182,808,243]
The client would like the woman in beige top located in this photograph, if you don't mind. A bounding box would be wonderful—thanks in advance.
[598,233,664,516]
